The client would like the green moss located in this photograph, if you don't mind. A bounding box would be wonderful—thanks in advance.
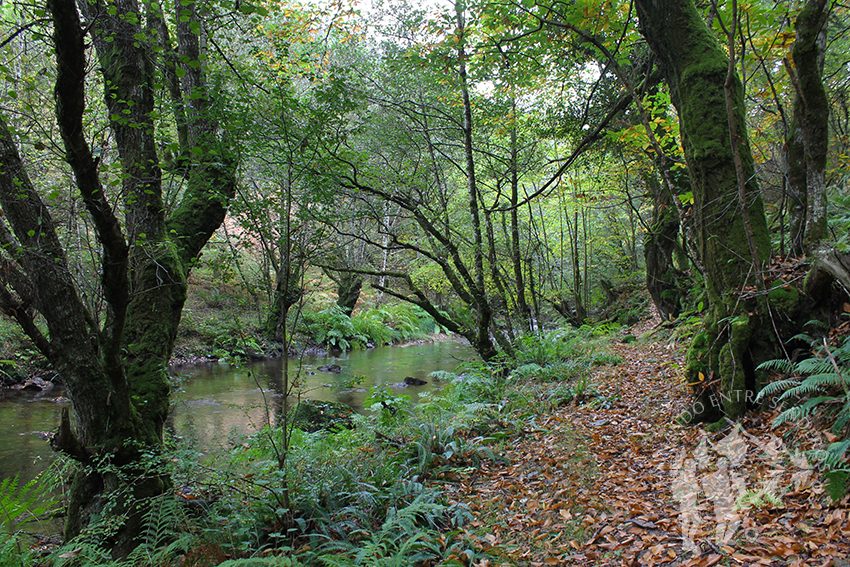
[718,316,753,420]
[705,418,731,433]
[768,282,800,313]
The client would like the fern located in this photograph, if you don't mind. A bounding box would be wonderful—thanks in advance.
[315,494,446,566]
[427,370,456,381]
[0,474,55,534]
[755,378,801,400]
[757,336,850,501]
[755,358,794,373]
[126,495,194,565]
[218,556,301,566]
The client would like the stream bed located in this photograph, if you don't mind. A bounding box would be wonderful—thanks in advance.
[0,338,475,483]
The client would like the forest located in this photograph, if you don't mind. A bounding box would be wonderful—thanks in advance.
[1,0,849,564]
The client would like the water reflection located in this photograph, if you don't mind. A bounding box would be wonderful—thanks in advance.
[0,338,475,482]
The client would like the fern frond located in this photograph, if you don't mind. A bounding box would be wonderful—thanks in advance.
[427,370,456,381]
[804,319,830,331]
[755,379,801,402]
[756,358,794,373]
[778,379,839,401]
[773,405,809,428]
[832,400,850,435]
[796,358,835,376]
[0,473,55,533]
[218,556,300,566]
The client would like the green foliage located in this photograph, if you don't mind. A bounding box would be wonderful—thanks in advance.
[365,386,412,427]
[124,496,195,566]
[0,534,30,567]
[218,557,302,566]
[351,311,393,346]
[828,163,850,254]
[0,473,56,567]
[300,304,446,351]
[0,474,55,534]
[181,313,267,361]
[313,494,465,566]
[512,329,585,367]
[578,321,622,338]
[544,373,596,407]
[303,305,358,350]
[756,335,850,501]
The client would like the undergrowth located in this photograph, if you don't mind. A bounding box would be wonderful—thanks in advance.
[756,328,850,501]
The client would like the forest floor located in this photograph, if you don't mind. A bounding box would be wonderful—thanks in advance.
[448,315,850,567]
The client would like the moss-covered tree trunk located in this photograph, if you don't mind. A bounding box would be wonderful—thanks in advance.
[334,271,363,317]
[644,174,686,320]
[635,0,772,426]
[265,262,304,342]
[787,0,831,252]
[0,0,234,556]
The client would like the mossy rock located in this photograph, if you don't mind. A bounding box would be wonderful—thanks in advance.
[621,334,637,344]
[290,399,355,432]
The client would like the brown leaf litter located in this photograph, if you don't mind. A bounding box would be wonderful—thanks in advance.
[448,316,850,566]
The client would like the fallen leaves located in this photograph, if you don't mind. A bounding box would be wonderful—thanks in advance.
[449,313,850,566]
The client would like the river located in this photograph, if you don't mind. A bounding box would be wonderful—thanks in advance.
[0,338,475,484]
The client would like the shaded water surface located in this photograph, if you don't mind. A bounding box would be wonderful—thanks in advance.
[0,339,475,482]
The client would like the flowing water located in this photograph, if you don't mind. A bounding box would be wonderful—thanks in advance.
[0,338,475,484]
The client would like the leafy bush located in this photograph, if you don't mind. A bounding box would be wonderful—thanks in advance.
[302,306,359,350]
[351,310,393,346]
[512,329,583,367]
[756,334,850,501]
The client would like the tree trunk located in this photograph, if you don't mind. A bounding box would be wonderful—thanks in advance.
[0,0,235,556]
[635,0,772,425]
[265,262,304,342]
[335,271,363,317]
[455,0,500,361]
[644,174,686,320]
[786,0,831,252]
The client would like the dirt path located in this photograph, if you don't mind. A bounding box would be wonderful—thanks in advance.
[449,318,850,566]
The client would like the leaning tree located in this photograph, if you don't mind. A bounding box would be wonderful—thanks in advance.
[0,0,236,554]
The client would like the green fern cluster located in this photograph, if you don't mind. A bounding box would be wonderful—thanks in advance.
[0,474,55,534]
[301,304,444,352]
[313,494,474,567]
[756,334,850,501]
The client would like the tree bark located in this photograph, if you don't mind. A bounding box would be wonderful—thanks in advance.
[644,174,686,320]
[786,0,831,252]
[635,0,772,425]
[0,0,235,555]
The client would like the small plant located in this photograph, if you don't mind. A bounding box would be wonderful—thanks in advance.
[736,486,782,511]
[756,334,850,501]
[0,474,56,535]
[365,386,412,427]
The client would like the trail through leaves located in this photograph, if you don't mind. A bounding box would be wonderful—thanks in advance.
[449,316,850,566]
